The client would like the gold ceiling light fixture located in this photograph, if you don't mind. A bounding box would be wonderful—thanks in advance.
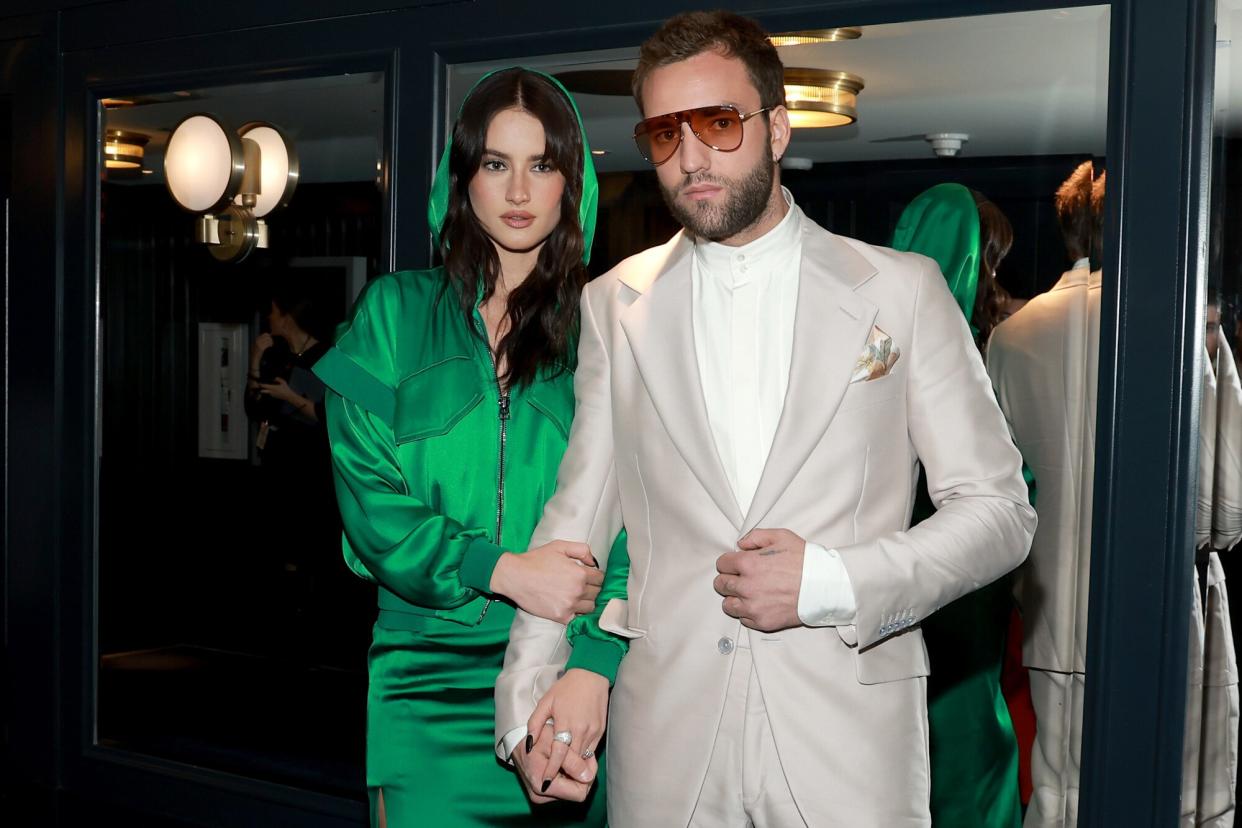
[768,27,861,47]
[163,113,298,263]
[104,129,149,170]
[783,69,865,128]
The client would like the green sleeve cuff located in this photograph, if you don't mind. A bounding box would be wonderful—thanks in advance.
[460,536,506,593]
[565,636,625,685]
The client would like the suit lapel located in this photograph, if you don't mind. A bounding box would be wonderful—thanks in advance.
[741,224,879,534]
[620,237,745,529]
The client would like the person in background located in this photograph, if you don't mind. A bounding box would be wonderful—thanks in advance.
[890,182,1023,828]
[985,160,1100,827]
[245,279,337,654]
[313,68,616,827]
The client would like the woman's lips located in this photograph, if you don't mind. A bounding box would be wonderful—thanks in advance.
[502,212,535,228]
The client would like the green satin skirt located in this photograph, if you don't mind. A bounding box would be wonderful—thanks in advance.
[924,578,1023,828]
[366,609,607,828]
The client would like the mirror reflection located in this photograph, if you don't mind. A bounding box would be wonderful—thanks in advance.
[1187,1,1242,820]
[97,71,384,797]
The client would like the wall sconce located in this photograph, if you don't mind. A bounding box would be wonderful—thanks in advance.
[163,113,298,263]
[783,69,865,128]
[104,129,149,177]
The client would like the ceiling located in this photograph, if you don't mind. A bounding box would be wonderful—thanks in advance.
[451,5,1112,172]
[104,5,1147,184]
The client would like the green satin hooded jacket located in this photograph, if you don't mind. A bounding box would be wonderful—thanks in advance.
[314,68,627,679]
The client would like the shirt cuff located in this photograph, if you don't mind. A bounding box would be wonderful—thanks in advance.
[460,537,506,593]
[798,543,858,626]
[500,725,528,762]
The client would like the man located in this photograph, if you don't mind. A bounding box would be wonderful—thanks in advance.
[496,11,1036,826]
[985,162,1100,826]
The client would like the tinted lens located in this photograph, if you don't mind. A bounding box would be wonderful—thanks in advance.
[688,106,743,151]
[634,115,683,165]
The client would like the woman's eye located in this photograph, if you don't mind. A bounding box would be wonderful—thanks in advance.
[482,159,506,171]
[533,161,555,173]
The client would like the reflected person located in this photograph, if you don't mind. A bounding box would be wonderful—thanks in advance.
[496,11,1036,827]
[985,160,1102,827]
[891,183,1023,828]
[244,280,337,651]
[313,68,611,827]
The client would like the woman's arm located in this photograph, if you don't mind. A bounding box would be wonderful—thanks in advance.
[326,391,601,618]
[564,530,631,684]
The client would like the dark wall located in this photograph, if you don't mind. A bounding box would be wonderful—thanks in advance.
[98,181,381,658]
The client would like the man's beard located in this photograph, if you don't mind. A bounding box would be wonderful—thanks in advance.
[659,156,774,242]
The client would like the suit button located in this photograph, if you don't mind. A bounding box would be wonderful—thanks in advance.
[717,637,735,654]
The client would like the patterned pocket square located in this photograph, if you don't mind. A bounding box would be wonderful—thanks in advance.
[851,326,900,383]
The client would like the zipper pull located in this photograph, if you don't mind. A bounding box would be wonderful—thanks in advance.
[499,394,511,421]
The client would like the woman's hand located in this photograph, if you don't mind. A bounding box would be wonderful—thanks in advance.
[250,333,274,369]
[258,377,297,404]
[490,541,603,624]
[512,668,610,802]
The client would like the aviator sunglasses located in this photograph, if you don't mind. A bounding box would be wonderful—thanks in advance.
[633,104,773,166]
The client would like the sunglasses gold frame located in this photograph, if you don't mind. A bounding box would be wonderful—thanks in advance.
[632,104,773,166]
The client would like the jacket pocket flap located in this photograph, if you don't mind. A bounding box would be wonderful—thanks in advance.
[854,628,929,685]
[394,356,484,443]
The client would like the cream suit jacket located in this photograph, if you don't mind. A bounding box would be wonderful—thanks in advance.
[986,267,1099,674]
[495,219,1036,827]
[1213,336,1242,550]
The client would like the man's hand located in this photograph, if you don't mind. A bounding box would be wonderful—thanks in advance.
[714,528,806,632]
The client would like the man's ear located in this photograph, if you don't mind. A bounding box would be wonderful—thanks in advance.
[768,105,792,162]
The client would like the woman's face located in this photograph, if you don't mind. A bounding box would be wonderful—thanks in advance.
[468,107,566,257]
[267,302,289,338]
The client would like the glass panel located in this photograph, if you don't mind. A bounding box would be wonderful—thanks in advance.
[1190,0,1242,819]
[96,71,384,798]
[441,7,1109,823]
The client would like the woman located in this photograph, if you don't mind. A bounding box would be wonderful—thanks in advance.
[245,282,342,655]
[314,68,615,827]
[891,182,1023,828]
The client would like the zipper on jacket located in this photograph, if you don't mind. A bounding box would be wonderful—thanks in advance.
[477,336,509,626]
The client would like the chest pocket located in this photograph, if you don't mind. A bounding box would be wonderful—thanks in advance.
[393,356,484,444]
[525,367,575,440]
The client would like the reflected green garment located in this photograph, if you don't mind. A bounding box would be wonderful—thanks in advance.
[892,183,1022,828]
[316,67,615,827]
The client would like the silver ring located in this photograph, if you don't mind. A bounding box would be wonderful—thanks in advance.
[580,748,595,760]
[553,730,573,746]
[544,718,555,728]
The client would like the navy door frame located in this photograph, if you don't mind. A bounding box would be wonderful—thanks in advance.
[1,0,1214,824]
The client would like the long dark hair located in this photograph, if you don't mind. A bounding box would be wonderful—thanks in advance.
[971,191,1014,349]
[439,68,587,388]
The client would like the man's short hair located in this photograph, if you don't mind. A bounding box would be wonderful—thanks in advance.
[632,11,787,113]
[1055,160,1095,263]
[1090,169,1106,266]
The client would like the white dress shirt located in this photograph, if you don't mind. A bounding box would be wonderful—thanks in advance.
[691,188,856,628]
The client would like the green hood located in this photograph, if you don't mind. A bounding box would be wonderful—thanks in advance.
[890,182,981,334]
[427,68,599,264]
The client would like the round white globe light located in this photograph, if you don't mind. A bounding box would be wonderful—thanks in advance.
[236,122,298,218]
[164,114,242,212]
